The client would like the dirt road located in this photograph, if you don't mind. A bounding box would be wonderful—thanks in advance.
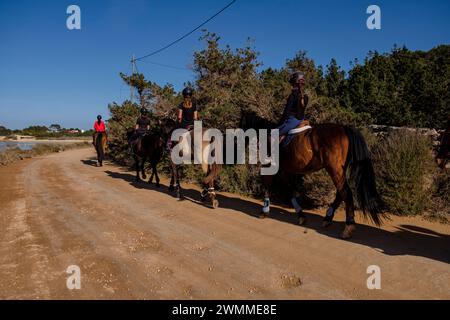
[0,148,449,299]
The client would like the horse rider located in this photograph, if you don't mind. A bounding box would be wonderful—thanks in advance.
[166,87,198,150]
[93,115,106,145]
[178,87,198,130]
[277,71,309,140]
[129,107,151,150]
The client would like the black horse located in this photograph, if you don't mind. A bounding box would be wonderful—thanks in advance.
[126,128,164,186]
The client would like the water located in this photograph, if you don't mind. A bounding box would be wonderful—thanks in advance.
[0,140,84,151]
[0,141,36,151]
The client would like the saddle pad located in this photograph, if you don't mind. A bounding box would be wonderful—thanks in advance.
[288,125,312,135]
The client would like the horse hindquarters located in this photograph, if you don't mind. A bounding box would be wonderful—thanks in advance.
[95,133,104,166]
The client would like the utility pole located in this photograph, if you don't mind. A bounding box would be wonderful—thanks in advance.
[130,54,136,103]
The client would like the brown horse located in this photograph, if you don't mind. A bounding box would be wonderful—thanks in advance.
[162,119,221,208]
[240,112,386,239]
[93,132,107,167]
[126,128,164,186]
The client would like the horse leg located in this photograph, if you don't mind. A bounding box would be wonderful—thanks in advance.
[322,193,343,228]
[175,166,182,200]
[260,175,273,218]
[285,174,307,225]
[150,162,160,187]
[328,167,356,239]
[149,160,154,184]
[149,169,154,184]
[207,176,219,209]
[341,183,356,239]
[141,157,147,180]
[134,155,141,182]
[169,162,175,191]
[200,166,210,203]
[291,191,307,226]
[154,164,160,187]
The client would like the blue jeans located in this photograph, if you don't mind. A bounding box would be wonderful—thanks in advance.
[277,116,302,136]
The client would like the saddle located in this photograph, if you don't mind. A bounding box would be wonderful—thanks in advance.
[282,120,312,147]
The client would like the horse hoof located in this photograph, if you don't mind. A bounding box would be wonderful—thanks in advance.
[341,224,356,239]
[212,199,219,209]
[298,217,307,226]
[155,183,160,188]
[169,185,175,192]
[142,175,147,180]
[258,213,268,219]
[322,220,332,228]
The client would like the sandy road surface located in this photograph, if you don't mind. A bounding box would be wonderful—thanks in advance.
[0,148,449,299]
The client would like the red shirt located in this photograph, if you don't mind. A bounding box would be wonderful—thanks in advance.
[94,120,106,132]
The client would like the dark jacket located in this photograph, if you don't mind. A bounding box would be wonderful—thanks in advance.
[280,89,308,124]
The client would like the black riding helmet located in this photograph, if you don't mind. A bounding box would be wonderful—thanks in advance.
[140,107,147,115]
[289,71,306,85]
[97,115,102,120]
[182,87,193,97]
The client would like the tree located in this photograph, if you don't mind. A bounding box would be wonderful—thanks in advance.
[193,31,264,129]
[324,58,345,98]
[49,124,61,132]
[0,125,11,136]
[119,72,152,108]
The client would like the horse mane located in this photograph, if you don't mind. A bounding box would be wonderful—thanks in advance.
[240,111,278,130]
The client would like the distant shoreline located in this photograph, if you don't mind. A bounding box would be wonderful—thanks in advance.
[0,136,90,143]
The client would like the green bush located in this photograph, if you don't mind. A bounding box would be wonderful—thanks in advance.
[371,130,434,216]
[430,170,450,222]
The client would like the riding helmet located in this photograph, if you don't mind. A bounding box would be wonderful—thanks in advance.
[97,115,102,120]
[140,107,147,114]
[182,87,193,97]
[289,71,306,85]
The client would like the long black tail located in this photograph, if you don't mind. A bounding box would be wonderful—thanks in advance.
[345,127,386,226]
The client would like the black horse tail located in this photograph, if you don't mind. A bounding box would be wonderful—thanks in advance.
[345,127,386,226]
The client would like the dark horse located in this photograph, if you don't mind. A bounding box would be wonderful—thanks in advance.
[436,117,450,169]
[161,119,221,208]
[126,128,164,186]
[93,132,107,167]
[240,111,386,239]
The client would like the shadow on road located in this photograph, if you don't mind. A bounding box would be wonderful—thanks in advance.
[104,169,450,265]
[80,158,98,167]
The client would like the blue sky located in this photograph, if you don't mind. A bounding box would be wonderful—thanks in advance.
[0,0,449,130]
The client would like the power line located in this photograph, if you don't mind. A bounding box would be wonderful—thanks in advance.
[135,0,236,61]
[140,60,191,71]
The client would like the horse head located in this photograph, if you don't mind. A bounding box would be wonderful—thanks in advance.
[126,127,135,140]
[239,110,277,130]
